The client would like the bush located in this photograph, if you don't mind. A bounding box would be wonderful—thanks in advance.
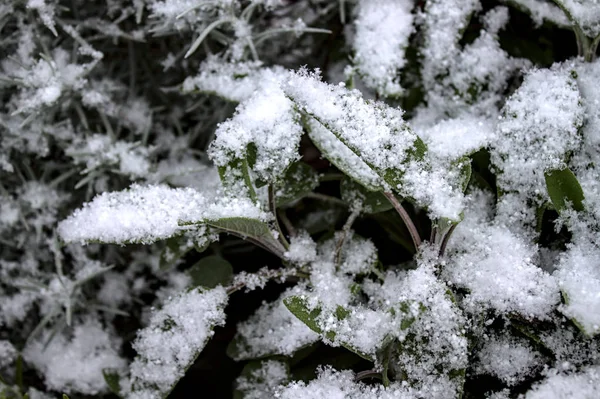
[1,1,600,398]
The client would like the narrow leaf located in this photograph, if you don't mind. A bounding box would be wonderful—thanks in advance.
[544,167,585,214]
[102,369,121,397]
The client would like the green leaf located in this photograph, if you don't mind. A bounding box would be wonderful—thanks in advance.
[340,177,392,214]
[457,159,472,193]
[544,167,585,214]
[275,162,320,206]
[283,296,373,361]
[187,255,233,289]
[205,217,285,257]
[62,395,70,399]
[102,369,122,397]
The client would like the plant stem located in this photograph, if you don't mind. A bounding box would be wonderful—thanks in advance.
[269,185,290,250]
[277,209,297,238]
[334,207,360,266]
[383,192,422,250]
[306,192,347,206]
[354,369,383,382]
[439,223,458,257]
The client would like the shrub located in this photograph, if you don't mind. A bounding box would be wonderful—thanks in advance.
[1,0,600,398]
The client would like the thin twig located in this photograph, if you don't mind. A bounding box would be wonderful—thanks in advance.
[383,192,422,250]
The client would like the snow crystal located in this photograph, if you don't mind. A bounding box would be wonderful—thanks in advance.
[275,366,454,399]
[127,287,228,398]
[24,319,126,395]
[66,134,151,178]
[58,184,207,244]
[366,255,468,385]
[317,232,378,275]
[417,115,495,161]
[352,0,413,96]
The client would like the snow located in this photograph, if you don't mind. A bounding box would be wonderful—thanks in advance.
[0,340,16,369]
[209,78,303,183]
[525,366,600,399]
[475,335,542,386]
[24,319,126,395]
[506,0,570,27]
[127,286,228,398]
[284,69,418,186]
[305,117,384,191]
[560,0,600,37]
[555,241,600,336]
[236,360,289,399]
[285,231,318,265]
[182,57,287,102]
[445,191,560,319]
[352,0,414,96]
[231,288,319,360]
[58,184,269,245]
[492,64,584,234]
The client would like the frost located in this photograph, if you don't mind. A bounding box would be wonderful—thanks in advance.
[66,135,151,178]
[127,286,228,398]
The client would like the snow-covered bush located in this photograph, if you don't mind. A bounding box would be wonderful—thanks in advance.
[1,0,600,398]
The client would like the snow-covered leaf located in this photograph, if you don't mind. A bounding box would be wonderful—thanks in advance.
[127,287,228,399]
